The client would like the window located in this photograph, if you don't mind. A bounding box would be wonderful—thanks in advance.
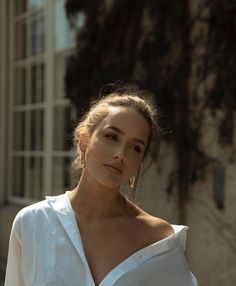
[7,0,83,204]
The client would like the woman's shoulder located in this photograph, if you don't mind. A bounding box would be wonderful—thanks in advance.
[10,199,50,238]
[131,206,189,250]
[138,211,174,241]
[13,193,66,228]
[17,192,67,214]
[16,198,49,219]
[125,200,174,241]
[11,194,69,241]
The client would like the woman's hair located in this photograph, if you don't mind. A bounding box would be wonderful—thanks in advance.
[72,82,161,171]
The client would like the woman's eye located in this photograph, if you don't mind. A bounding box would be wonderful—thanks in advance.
[105,133,118,140]
[131,144,142,153]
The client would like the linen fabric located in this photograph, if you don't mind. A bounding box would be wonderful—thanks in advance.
[5,192,199,286]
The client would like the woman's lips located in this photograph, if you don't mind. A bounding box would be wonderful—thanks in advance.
[103,164,123,174]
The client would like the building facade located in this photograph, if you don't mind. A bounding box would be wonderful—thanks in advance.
[0,1,236,285]
[0,0,82,272]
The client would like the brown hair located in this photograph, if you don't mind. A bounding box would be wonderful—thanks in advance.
[73,83,161,171]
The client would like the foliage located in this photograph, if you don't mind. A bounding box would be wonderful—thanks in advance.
[65,0,236,214]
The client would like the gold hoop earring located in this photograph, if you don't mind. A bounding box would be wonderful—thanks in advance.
[129,175,136,189]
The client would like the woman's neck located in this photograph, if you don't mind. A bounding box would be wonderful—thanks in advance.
[69,171,129,220]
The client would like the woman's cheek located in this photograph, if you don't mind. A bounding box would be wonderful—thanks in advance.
[90,139,110,160]
[130,156,143,173]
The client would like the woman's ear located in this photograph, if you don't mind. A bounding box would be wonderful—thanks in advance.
[78,133,89,153]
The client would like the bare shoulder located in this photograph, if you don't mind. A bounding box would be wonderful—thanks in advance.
[124,199,174,242]
[127,203,174,240]
[140,212,174,240]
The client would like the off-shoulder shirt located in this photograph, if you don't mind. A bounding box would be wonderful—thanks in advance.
[5,192,199,286]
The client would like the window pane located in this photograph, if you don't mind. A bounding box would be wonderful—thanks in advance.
[31,65,37,103]
[15,0,45,15]
[52,157,73,195]
[26,157,43,199]
[15,67,27,105]
[30,63,45,103]
[54,53,70,99]
[15,20,27,60]
[12,157,25,197]
[14,112,26,150]
[28,0,45,10]
[38,63,45,102]
[54,0,84,51]
[31,12,45,55]
[53,105,74,151]
[30,109,44,150]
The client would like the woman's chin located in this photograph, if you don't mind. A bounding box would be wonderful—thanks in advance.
[96,176,124,190]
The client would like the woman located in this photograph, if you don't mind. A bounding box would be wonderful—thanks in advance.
[5,84,198,286]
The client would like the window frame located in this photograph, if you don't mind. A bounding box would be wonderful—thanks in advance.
[0,0,10,204]
[6,0,77,205]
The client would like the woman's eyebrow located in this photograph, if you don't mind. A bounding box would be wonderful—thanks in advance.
[107,126,146,147]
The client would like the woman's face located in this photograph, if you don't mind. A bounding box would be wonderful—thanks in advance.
[83,107,150,189]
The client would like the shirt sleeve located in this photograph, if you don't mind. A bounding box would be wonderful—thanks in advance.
[4,214,25,286]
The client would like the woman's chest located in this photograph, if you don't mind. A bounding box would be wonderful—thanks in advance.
[77,219,159,285]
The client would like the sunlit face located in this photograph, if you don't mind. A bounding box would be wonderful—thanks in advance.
[83,107,150,189]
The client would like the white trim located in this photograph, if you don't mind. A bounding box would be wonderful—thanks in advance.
[5,0,75,203]
[13,102,45,111]
[53,98,71,105]
[13,54,45,67]
[52,151,74,157]
[54,45,76,56]
[11,151,44,156]
[14,7,45,22]
[7,195,38,206]
[0,0,8,204]
[7,0,15,199]
[43,0,54,198]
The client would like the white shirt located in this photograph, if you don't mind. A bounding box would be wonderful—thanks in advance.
[5,192,198,286]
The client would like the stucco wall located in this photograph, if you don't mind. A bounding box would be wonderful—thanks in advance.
[0,206,21,272]
[186,163,236,286]
[132,140,236,286]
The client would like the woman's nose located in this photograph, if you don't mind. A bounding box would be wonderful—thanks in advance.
[112,146,126,162]
[112,154,124,162]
